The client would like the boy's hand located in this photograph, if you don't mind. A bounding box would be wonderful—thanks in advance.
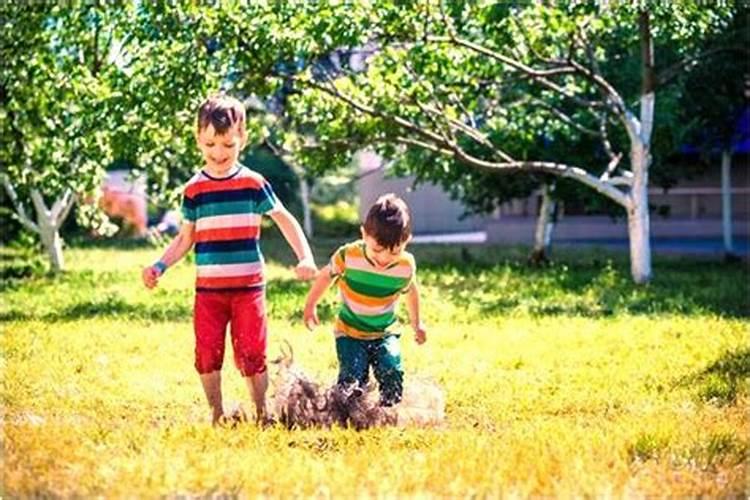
[142,265,161,289]
[295,257,317,281]
[303,304,319,331]
[413,323,427,345]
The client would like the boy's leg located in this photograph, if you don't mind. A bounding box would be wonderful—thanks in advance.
[245,370,268,421]
[335,336,370,391]
[194,292,231,424]
[230,289,270,422]
[371,335,404,406]
[200,371,223,424]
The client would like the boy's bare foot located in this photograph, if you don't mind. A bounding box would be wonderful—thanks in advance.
[258,415,277,429]
[213,414,228,427]
[212,404,249,428]
[229,405,249,426]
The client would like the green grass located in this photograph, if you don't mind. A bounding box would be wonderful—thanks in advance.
[1,238,748,497]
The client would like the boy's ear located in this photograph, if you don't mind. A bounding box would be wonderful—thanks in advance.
[360,226,366,239]
[240,130,248,149]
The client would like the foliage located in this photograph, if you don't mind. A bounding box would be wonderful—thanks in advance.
[271,2,742,212]
[0,4,134,235]
[311,201,360,238]
[678,5,750,156]
[242,144,302,217]
[1,241,748,496]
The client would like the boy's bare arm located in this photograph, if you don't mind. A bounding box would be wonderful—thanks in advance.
[269,207,316,280]
[406,282,427,344]
[142,222,194,289]
[303,264,335,330]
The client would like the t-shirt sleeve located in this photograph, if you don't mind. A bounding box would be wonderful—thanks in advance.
[329,245,347,277]
[401,254,417,293]
[256,179,281,215]
[181,190,196,223]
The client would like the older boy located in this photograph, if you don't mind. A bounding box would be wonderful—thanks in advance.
[142,94,316,425]
[303,193,426,406]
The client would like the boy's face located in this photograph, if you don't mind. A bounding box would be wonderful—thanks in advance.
[195,123,247,174]
[361,228,409,268]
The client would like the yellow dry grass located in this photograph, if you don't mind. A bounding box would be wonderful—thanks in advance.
[1,244,748,497]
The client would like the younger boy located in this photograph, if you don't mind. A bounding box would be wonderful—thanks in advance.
[142,94,316,425]
[303,193,426,406]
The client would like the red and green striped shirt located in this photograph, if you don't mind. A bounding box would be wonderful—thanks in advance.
[181,165,279,291]
[330,241,416,339]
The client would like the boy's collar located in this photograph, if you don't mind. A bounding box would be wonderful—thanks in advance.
[202,163,241,180]
[359,240,401,270]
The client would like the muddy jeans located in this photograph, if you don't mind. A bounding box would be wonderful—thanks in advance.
[335,335,404,406]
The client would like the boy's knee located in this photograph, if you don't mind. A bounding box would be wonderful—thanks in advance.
[235,353,266,377]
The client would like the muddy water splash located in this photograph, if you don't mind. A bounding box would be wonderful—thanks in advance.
[270,342,445,430]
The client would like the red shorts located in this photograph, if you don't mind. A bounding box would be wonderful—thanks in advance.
[193,288,267,377]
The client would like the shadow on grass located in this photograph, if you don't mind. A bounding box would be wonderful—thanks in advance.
[678,347,750,406]
[0,294,190,323]
[0,278,316,324]
[409,245,750,318]
[2,238,748,322]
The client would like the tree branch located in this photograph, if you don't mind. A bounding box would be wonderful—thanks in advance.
[52,188,76,228]
[1,174,39,233]
[302,62,628,207]
[450,147,629,207]
[303,77,454,151]
[529,97,599,136]
[428,35,606,110]
[30,189,51,222]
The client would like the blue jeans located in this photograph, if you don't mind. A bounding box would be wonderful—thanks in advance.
[335,335,404,406]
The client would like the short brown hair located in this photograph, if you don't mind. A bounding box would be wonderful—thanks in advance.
[197,94,246,135]
[363,193,412,249]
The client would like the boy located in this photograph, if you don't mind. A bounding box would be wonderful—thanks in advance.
[142,94,317,425]
[303,193,426,406]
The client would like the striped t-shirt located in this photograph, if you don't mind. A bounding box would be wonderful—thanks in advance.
[181,165,279,291]
[330,240,416,339]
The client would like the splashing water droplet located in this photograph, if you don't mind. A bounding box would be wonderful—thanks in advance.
[270,356,445,430]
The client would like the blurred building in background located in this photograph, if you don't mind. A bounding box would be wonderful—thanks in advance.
[357,119,750,252]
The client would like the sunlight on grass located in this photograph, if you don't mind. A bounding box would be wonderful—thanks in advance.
[1,241,748,496]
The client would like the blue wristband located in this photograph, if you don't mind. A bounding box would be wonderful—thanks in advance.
[153,261,167,276]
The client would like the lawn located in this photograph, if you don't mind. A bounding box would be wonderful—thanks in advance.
[1,237,748,497]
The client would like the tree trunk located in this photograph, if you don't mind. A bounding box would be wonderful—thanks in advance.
[627,143,652,284]
[529,183,557,265]
[2,177,74,273]
[39,222,64,272]
[299,176,313,237]
[29,187,73,273]
[721,149,734,256]
[623,9,654,285]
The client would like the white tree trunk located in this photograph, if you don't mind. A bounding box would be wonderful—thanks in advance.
[627,142,652,284]
[31,189,66,273]
[299,176,313,237]
[2,179,75,274]
[721,149,734,255]
[39,221,65,272]
[531,183,556,263]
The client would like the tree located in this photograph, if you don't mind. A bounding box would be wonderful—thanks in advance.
[0,4,134,271]
[678,6,750,258]
[264,1,744,283]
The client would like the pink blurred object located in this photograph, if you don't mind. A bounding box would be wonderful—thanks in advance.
[99,170,147,237]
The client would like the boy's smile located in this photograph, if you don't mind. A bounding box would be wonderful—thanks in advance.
[196,123,247,177]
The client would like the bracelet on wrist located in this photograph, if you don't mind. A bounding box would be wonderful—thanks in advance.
[153,261,168,276]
